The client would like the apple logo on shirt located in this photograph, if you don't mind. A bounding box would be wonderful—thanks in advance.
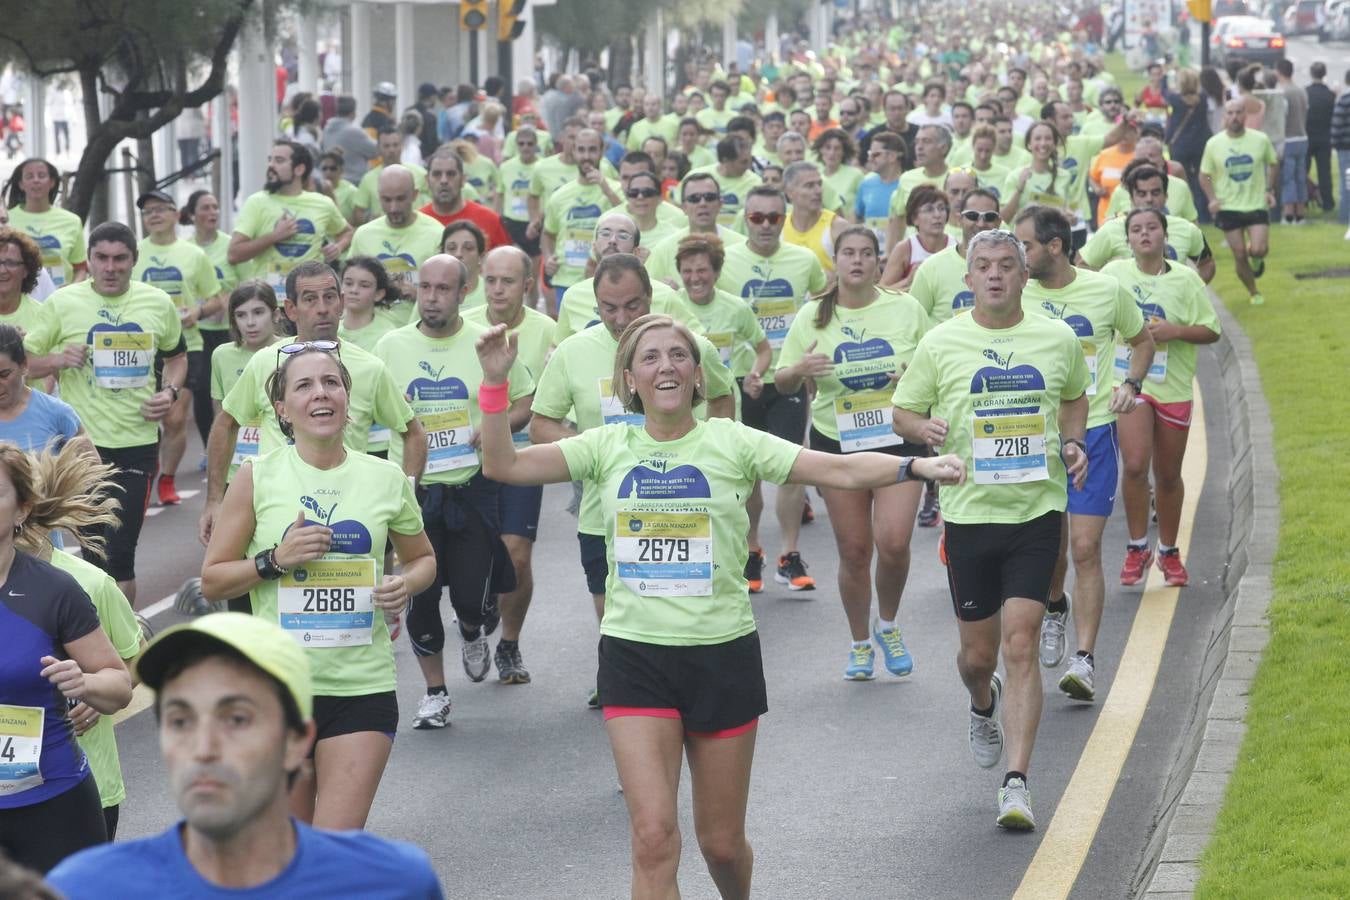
[378,240,417,273]
[288,495,374,555]
[618,460,712,501]
[1223,153,1255,183]
[1038,302,1094,339]
[952,290,975,312]
[834,327,895,390]
[276,218,318,258]
[970,348,1046,400]
[564,203,604,226]
[407,362,469,404]
[86,309,145,344]
[141,256,185,296]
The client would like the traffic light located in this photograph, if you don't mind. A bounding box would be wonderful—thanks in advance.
[460,0,489,30]
[498,0,527,41]
[1186,0,1211,23]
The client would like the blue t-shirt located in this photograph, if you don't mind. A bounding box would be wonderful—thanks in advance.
[0,389,83,453]
[854,173,900,230]
[49,819,444,899]
[0,552,100,808]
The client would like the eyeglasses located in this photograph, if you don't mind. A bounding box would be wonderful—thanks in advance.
[684,191,721,204]
[276,340,340,368]
[595,228,634,242]
[626,188,660,199]
[0,258,26,269]
[746,212,784,225]
[961,210,1001,224]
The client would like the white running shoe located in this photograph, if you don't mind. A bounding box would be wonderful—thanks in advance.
[997,777,1035,830]
[413,692,452,729]
[969,672,1004,768]
[1059,654,1096,701]
[461,633,491,682]
[1039,593,1071,668]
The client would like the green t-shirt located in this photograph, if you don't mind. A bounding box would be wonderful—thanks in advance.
[638,210,688,251]
[779,289,928,443]
[1103,173,1200,222]
[245,446,422,696]
[333,179,360,223]
[24,281,183,448]
[689,166,762,228]
[908,244,975,328]
[374,299,417,329]
[1101,259,1220,404]
[337,316,398,354]
[353,162,430,215]
[0,295,50,390]
[462,304,555,385]
[696,107,736,137]
[347,213,444,293]
[502,130,552,160]
[531,324,734,534]
[6,206,86,288]
[681,144,718,170]
[684,288,766,377]
[463,156,500,204]
[644,225,746,284]
[1079,214,1206,270]
[543,180,620,289]
[1201,129,1277,213]
[528,156,579,199]
[373,319,534,485]
[991,146,1032,172]
[223,339,412,457]
[888,166,950,219]
[211,339,275,480]
[626,117,678,151]
[557,417,800,645]
[132,238,221,353]
[1001,165,1078,218]
[891,311,1091,524]
[194,231,240,332]
[716,241,828,366]
[824,166,865,217]
[58,550,138,808]
[1059,134,1107,219]
[496,156,537,222]
[1022,268,1147,428]
[553,278,700,347]
[232,190,348,295]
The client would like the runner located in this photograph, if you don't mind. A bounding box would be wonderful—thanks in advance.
[1015,205,1154,701]
[0,325,86,452]
[1104,209,1221,588]
[210,281,280,490]
[1078,163,1215,283]
[418,150,512,250]
[495,124,543,279]
[229,140,352,302]
[441,221,489,310]
[2,158,86,290]
[880,185,956,291]
[855,132,905,248]
[473,308,962,898]
[541,128,623,314]
[1199,98,1279,306]
[691,135,762,228]
[131,189,223,507]
[1000,122,1082,250]
[623,170,686,249]
[462,247,556,684]
[336,257,397,352]
[0,227,48,356]
[47,614,443,897]
[781,161,848,272]
[886,124,952,249]
[776,226,929,680]
[318,150,361,224]
[23,222,186,604]
[184,191,240,457]
[0,445,134,872]
[966,124,1010,201]
[346,165,443,318]
[351,127,430,225]
[893,228,1091,830]
[716,186,828,592]
[813,128,864,219]
[373,255,535,728]
[644,172,748,285]
[201,343,436,828]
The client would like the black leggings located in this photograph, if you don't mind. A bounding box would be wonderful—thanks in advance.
[0,775,107,873]
[196,334,230,446]
[103,803,120,841]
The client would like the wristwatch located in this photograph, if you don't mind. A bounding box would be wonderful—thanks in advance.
[897,458,932,484]
[166,384,181,401]
[1121,376,1143,395]
[254,546,288,580]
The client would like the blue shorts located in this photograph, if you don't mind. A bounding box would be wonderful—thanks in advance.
[498,483,543,540]
[1067,422,1119,517]
[578,532,608,596]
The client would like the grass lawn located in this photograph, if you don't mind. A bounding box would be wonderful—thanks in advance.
[1194,223,1350,897]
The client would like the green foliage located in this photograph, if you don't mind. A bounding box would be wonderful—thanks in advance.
[535,0,744,54]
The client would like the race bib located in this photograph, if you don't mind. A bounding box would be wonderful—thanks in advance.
[422,409,476,474]
[0,705,44,797]
[1114,343,1167,383]
[232,425,261,466]
[971,413,1049,484]
[598,377,643,426]
[754,298,797,350]
[46,266,66,289]
[512,429,532,449]
[508,194,529,220]
[265,267,287,302]
[368,423,392,447]
[1082,340,1099,396]
[706,331,734,367]
[278,558,377,647]
[613,511,713,596]
[90,331,153,389]
[562,234,591,269]
[835,390,903,453]
[1027,190,1064,207]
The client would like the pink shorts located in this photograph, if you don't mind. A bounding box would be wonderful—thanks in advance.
[602,706,759,739]
[1140,394,1193,430]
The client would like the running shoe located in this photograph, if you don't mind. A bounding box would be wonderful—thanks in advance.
[775,552,815,591]
[461,632,491,682]
[938,531,948,567]
[997,777,1035,831]
[969,672,1004,769]
[494,644,531,684]
[1250,292,1265,306]
[1059,654,1095,701]
[173,577,215,617]
[1120,545,1153,586]
[1038,593,1071,668]
[801,496,815,525]
[587,687,600,709]
[1157,548,1189,586]
[157,474,182,506]
[196,454,208,472]
[744,548,765,594]
[917,481,941,527]
[872,621,914,676]
[844,644,875,681]
[413,692,452,729]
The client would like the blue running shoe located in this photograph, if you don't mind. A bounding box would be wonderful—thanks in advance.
[844,644,875,681]
[872,620,914,676]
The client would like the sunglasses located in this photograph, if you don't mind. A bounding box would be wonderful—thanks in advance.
[684,191,720,204]
[746,212,784,225]
[961,210,1001,224]
[626,187,660,199]
[276,340,340,368]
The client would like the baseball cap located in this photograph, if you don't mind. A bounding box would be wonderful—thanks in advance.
[136,613,313,719]
[136,189,176,209]
[374,81,398,98]
[418,82,438,98]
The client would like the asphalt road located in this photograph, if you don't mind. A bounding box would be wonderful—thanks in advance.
[105,347,1234,899]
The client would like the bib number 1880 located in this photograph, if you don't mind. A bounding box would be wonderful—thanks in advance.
[637,537,690,563]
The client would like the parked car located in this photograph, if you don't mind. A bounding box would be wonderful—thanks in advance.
[1322,0,1350,40]
[1284,0,1324,33]
[1212,16,1287,70]
[1213,0,1252,18]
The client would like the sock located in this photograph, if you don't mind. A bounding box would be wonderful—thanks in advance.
[1004,771,1027,787]
[1075,650,1094,666]
[1047,595,1068,615]
[876,617,896,632]
[1157,543,1176,555]
[427,685,448,697]
[971,699,994,718]
[1128,537,1149,550]
[497,638,518,652]
[851,640,871,650]
[460,624,481,641]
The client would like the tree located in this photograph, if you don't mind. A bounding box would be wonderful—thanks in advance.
[0,0,286,224]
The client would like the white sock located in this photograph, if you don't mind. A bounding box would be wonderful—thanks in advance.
[1157,543,1176,554]
[852,640,871,650]
[876,617,897,632]
[1128,537,1149,549]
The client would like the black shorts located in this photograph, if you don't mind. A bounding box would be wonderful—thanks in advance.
[578,531,608,596]
[310,691,398,753]
[1214,208,1270,232]
[943,511,1063,622]
[152,349,207,394]
[503,217,541,256]
[737,381,809,443]
[498,482,543,540]
[93,443,159,582]
[597,632,768,733]
[808,426,928,458]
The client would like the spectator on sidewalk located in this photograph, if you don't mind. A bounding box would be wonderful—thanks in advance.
[321,95,380,184]
[1329,69,1350,231]
[1305,62,1335,215]
[1274,60,1310,224]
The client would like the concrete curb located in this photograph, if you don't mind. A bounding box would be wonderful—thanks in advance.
[1132,295,1280,898]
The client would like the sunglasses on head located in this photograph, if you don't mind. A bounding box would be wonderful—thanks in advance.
[626,187,660,199]
[684,191,720,204]
[746,212,784,225]
[276,340,340,368]
[961,210,1001,224]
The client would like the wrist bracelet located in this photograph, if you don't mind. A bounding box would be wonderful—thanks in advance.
[479,380,510,414]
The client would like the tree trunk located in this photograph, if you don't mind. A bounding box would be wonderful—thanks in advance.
[607,39,633,90]
[75,68,109,227]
